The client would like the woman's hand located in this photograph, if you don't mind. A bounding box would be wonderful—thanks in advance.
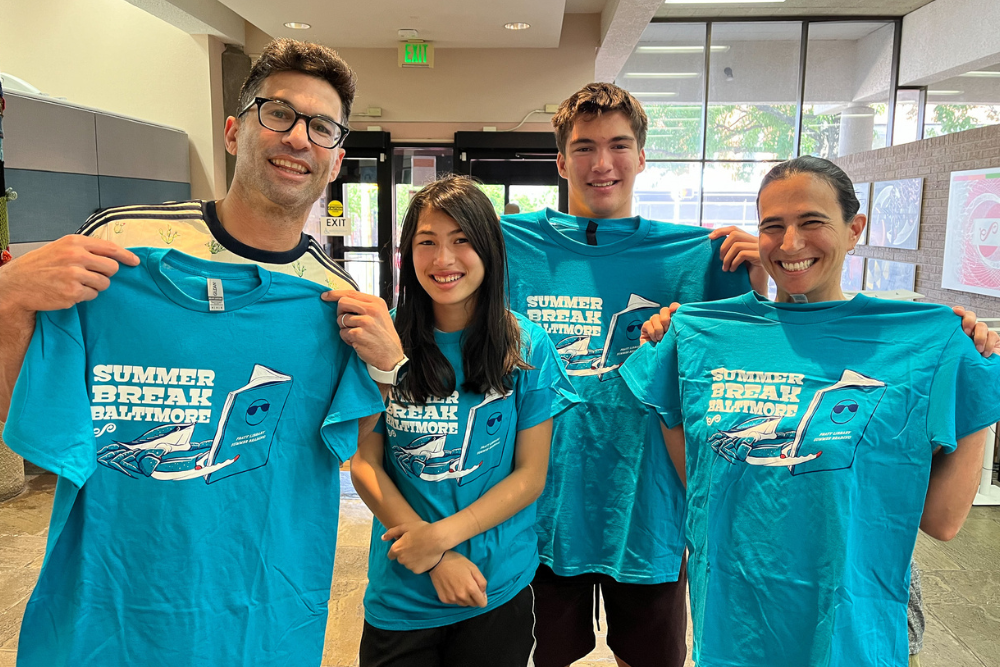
[429,551,488,607]
[383,520,449,574]
[953,306,1000,358]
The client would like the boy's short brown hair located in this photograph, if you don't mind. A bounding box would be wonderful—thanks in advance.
[238,38,357,125]
[551,82,648,154]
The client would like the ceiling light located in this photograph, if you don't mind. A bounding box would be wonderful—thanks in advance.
[505,22,530,30]
[959,71,1000,78]
[284,22,311,29]
[637,45,730,53]
[632,92,678,96]
[663,0,785,4]
[928,90,963,95]
[625,72,699,78]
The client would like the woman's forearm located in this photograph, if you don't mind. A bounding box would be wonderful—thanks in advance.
[433,420,551,551]
[350,433,424,529]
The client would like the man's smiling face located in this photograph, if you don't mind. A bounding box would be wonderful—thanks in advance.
[227,70,346,210]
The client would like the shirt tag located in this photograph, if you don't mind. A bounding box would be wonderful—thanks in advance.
[586,220,599,246]
[207,278,225,312]
[790,293,809,303]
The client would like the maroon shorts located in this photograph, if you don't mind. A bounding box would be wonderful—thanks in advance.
[531,558,688,667]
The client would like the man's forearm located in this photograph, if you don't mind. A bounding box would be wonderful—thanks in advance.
[0,303,36,420]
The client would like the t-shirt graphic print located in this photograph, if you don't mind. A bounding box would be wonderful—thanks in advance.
[94,364,293,483]
[707,368,887,473]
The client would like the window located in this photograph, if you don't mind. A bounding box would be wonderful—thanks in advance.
[923,65,1000,139]
[802,22,893,158]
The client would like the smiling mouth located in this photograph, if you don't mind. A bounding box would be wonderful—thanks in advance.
[778,259,817,272]
[269,158,310,175]
[589,180,618,188]
[432,274,463,284]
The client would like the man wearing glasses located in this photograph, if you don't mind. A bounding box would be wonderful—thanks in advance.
[0,38,406,421]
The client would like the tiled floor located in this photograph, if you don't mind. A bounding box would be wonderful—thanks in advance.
[1,471,998,666]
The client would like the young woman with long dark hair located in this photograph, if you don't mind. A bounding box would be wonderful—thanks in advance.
[351,176,579,667]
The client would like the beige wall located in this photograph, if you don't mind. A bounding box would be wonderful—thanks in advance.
[0,0,226,200]
[333,13,600,141]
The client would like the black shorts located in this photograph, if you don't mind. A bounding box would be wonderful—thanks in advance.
[531,559,688,667]
[359,585,535,667]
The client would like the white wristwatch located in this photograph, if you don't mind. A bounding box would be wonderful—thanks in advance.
[367,356,409,385]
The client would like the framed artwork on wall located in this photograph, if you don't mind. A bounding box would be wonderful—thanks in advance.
[942,166,1000,298]
[864,258,916,291]
[868,178,923,250]
[853,182,871,246]
[841,255,865,291]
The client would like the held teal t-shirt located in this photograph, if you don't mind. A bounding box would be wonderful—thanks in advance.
[621,292,1000,667]
[3,248,384,667]
[364,313,580,630]
[502,208,750,583]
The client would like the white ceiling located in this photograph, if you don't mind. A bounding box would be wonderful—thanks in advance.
[654,0,936,19]
[217,0,571,49]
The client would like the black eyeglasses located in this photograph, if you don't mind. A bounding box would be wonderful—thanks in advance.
[238,97,349,149]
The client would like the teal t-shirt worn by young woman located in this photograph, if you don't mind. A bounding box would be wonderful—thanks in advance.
[364,313,580,630]
[622,292,1000,667]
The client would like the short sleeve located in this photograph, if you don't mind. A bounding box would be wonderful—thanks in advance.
[620,325,683,428]
[927,325,1000,452]
[515,323,582,431]
[3,308,97,487]
[706,236,753,300]
[373,412,387,436]
[320,343,385,463]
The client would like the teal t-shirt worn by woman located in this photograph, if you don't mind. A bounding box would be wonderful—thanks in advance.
[365,312,580,630]
[622,292,1000,667]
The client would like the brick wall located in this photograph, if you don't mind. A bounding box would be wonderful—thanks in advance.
[834,124,1000,316]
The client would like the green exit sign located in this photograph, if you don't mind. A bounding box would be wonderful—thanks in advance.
[398,41,434,68]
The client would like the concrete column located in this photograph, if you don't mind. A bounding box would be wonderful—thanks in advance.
[0,421,25,502]
[839,105,876,157]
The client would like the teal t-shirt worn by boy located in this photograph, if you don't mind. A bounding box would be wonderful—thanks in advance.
[364,313,580,630]
[3,248,384,667]
[621,292,1000,667]
[502,208,750,583]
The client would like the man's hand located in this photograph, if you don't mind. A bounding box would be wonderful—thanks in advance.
[429,551,488,608]
[383,520,449,574]
[0,236,139,312]
[640,303,680,345]
[953,306,1000,358]
[0,237,138,420]
[322,290,405,370]
[709,226,768,294]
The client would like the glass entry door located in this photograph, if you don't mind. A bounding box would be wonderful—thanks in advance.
[454,132,566,217]
[315,131,392,300]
